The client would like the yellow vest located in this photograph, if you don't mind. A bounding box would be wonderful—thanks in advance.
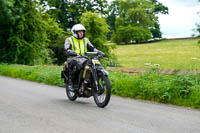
[69,36,87,55]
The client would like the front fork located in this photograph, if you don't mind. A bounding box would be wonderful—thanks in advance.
[91,67,109,92]
[91,67,99,91]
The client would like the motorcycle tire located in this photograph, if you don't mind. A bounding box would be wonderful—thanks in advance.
[66,86,77,101]
[93,73,111,108]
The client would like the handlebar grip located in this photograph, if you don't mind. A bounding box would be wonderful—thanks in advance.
[97,51,106,57]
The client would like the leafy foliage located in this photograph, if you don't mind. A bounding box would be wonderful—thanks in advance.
[150,0,168,38]
[111,0,156,44]
[40,0,108,30]
[110,71,200,108]
[80,11,120,67]
[0,0,63,65]
[109,0,168,44]
[106,0,120,40]
[42,14,69,65]
[196,0,200,45]
[0,0,169,65]
[80,11,110,54]
[48,32,71,65]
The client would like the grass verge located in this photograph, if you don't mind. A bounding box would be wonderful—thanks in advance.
[0,63,200,109]
[110,71,200,108]
[0,64,64,86]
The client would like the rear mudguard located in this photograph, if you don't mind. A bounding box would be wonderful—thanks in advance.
[61,71,65,79]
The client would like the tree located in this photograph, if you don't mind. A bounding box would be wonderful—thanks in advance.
[111,0,156,44]
[0,0,19,63]
[106,0,168,40]
[150,0,168,38]
[80,11,110,54]
[196,0,200,36]
[197,0,200,45]
[80,11,120,67]
[40,0,108,30]
[42,13,67,65]
[197,24,200,37]
[106,0,120,40]
[0,0,63,65]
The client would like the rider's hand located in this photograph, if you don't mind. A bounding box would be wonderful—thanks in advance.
[66,50,77,56]
[98,50,106,57]
[68,51,77,56]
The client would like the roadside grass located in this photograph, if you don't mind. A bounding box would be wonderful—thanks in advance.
[110,71,200,108]
[0,63,200,109]
[0,64,64,86]
[113,39,200,70]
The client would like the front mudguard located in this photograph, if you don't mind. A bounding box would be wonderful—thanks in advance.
[97,69,109,76]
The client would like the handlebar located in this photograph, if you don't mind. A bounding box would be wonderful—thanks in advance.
[68,52,105,59]
[85,52,98,57]
[85,52,105,58]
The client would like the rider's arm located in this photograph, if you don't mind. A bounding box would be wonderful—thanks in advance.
[86,38,96,52]
[64,38,77,56]
[87,38,106,57]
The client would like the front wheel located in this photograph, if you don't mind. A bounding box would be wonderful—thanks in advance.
[93,73,111,108]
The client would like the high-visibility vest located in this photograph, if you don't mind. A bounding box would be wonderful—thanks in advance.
[69,36,87,55]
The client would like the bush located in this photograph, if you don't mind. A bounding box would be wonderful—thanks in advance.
[80,11,120,67]
[110,71,200,108]
[48,31,71,65]
[80,11,110,54]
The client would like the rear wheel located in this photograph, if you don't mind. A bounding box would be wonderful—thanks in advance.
[93,73,111,108]
[66,85,77,101]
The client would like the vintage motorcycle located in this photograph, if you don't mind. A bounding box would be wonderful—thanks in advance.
[61,52,111,108]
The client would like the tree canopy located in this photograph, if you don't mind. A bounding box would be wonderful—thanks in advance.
[80,11,110,54]
[150,0,168,38]
[107,0,168,42]
[106,0,120,39]
[111,0,156,44]
[40,0,108,30]
[197,0,200,45]
[0,0,169,65]
[197,0,200,36]
[0,0,63,65]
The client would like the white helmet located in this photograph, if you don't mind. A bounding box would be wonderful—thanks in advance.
[71,24,86,39]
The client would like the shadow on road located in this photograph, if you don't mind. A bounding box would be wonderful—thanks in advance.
[52,98,97,108]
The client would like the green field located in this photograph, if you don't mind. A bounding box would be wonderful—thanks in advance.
[113,39,200,70]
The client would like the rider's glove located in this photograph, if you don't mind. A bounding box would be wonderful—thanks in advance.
[67,51,77,56]
[97,50,106,57]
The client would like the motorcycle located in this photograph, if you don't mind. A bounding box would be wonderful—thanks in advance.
[61,52,111,108]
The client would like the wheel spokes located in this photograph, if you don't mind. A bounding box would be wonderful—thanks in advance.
[96,77,107,103]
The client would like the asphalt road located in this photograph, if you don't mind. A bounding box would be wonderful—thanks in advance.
[0,76,200,133]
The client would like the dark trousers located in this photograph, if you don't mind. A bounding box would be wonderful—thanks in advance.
[65,56,87,84]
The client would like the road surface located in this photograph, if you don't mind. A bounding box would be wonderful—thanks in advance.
[0,76,200,133]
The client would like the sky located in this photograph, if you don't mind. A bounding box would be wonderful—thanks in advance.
[157,0,200,38]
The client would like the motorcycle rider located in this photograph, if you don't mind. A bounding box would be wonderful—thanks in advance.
[64,24,105,92]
